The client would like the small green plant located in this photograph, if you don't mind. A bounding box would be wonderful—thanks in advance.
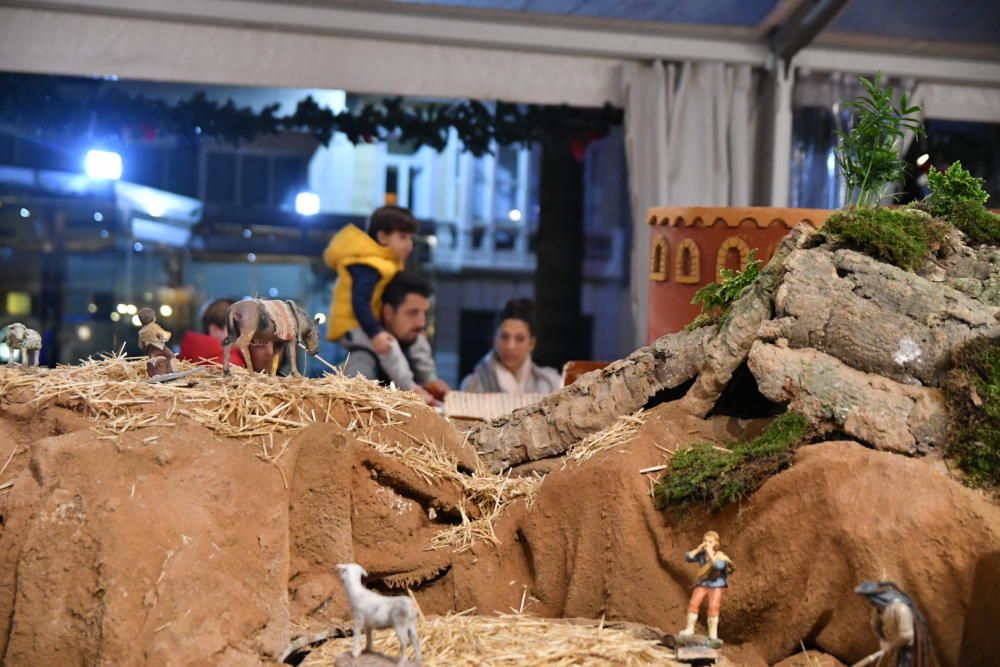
[924,162,1000,246]
[943,339,1000,487]
[653,412,809,510]
[835,73,923,208]
[685,251,763,330]
[824,207,931,270]
[927,161,990,216]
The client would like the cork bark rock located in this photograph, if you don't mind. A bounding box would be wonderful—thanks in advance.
[673,225,814,417]
[469,325,714,472]
[922,241,1000,307]
[759,247,1000,386]
[468,225,1000,469]
[748,341,948,454]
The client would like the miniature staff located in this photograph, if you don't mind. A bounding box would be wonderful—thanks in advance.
[678,530,734,643]
[138,308,176,377]
[852,581,931,667]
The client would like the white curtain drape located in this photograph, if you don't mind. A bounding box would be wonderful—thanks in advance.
[622,60,758,348]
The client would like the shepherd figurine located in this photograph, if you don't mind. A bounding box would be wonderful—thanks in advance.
[678,530,734,645]
[5,323,42,367]
[138,308,176,377]
[222,299,319,376]
[852,581,931,667]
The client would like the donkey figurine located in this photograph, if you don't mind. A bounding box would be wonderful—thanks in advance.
[222,299,319,377]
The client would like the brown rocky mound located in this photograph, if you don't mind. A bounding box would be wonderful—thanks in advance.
[772,651,845,667]
[3,387,999,665]
[448,429,1000,667]
[0,380,481,666]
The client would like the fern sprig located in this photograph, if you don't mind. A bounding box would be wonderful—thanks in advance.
[835,73,924,208]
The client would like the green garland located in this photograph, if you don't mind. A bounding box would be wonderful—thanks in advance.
[0,73,621,156]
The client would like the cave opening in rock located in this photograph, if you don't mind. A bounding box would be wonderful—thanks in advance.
[706,362,786,419]
[643,378,696,411]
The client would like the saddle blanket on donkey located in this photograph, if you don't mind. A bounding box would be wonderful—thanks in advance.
[263,300,297,342]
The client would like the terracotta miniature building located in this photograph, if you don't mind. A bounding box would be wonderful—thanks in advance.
[647,206,829,341]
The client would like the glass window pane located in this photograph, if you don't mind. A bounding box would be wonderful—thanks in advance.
[241,154,269,207]
[206,152,237,203]
[273,156,307,206]
[493,146,519,221]
[166,145,198,197]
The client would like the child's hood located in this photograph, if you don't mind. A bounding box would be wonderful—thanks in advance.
[323,224,398,269]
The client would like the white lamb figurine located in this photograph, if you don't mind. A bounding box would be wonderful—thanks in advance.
[336,563,421,665]
[5,323,41,367]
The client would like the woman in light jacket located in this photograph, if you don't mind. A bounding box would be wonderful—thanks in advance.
[460,298,561,394]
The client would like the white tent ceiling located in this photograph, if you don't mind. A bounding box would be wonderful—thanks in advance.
[2,0,998,107]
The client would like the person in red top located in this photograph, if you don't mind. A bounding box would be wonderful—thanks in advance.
[179,298,246,368]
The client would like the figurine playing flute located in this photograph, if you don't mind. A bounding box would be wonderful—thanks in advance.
[678,530,734,644]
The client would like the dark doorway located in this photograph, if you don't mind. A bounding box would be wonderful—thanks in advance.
[459,309,497,381]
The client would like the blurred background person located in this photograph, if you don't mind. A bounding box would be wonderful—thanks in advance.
[179,297,275,370]
[460,298,560,394]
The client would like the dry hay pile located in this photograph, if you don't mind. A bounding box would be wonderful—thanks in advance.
[0,354,419,439]
[0,354,540,552]
[303,611,670,666]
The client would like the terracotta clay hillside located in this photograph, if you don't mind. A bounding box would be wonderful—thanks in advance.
[0,224,998,667]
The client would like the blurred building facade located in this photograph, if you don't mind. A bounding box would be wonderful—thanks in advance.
[0,81,632,383]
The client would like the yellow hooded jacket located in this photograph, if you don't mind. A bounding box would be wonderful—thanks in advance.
[323,224,403,341]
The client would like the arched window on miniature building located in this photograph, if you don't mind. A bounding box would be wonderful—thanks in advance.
[674,238,701,284]
[715,237,751,283]
[649,237,669,282]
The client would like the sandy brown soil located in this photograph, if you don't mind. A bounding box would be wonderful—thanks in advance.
[2,393,998,666]
[446,412,1000,666]
[0,393,481,666]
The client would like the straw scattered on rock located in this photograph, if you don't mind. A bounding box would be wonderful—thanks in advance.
[0,354,541,553]
[359,431,542,552]
[427,472,542,552]
[303,612,674,667]
[563,410,647,466]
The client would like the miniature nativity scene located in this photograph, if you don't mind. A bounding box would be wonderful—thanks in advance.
[1,76,998,667]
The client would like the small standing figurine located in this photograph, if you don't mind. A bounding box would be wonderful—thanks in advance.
[678,530,734,645]
[138,308,176,377]
[852,581,931,667]
[5,323,41,367]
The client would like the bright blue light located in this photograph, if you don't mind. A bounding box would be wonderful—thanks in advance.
[295,191,320,216]
[93,211,104,222]
[133,242,143,252]
[85,150,123,180]
[19,208,29,218]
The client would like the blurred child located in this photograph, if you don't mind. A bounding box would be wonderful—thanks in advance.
[180,298,273,371]
[324,206,424,392]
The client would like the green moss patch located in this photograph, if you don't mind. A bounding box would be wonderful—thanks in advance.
[654,412,809,510]
[948,200,1000,246]
[824,207,931,270]
[943,338,1000,487]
